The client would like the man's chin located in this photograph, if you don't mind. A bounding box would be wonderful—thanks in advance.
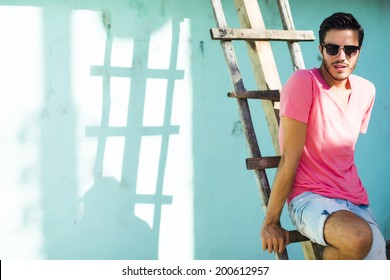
[328,68,350,81]
[330,73,349,81]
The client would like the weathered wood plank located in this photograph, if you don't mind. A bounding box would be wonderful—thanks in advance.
[234,0,281,152]
[210,0,320,260]
[231,0,285,260]
[277,0,312,70]
[228,90,280,101]
[211,0,288,261]
[276,0,319,260]
[289,231,323,258]
[210,28,315,41]
[246,156,281,170]
[210,0,260,157]
[289,230,309,243]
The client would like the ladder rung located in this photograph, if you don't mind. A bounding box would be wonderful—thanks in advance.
[210,28,315,42]
[228,90,280,101]
[289,230,309,243]
[246,156,280,170]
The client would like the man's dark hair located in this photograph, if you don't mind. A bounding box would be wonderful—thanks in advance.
[319,12,364,46]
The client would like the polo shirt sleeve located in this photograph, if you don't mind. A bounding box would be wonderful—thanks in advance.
[280,69,313,123]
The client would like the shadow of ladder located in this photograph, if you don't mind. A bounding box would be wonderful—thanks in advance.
[209,0,323,260]
[86,20,184,255]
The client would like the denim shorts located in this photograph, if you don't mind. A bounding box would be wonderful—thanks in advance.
[287,192,386,259]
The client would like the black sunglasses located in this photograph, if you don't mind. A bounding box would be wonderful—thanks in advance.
[321,43,360,56]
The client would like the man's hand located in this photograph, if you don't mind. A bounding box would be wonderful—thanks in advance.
[260,223,290,253]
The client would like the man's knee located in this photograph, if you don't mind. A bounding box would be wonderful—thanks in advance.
[324,210,373,259]
[348,225,373,259]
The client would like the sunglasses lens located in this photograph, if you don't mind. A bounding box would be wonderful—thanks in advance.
[323,44,360,56]
[325,45,339,56]
[344,46,359,56]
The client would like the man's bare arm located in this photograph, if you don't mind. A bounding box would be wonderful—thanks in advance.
[260,116,307,253]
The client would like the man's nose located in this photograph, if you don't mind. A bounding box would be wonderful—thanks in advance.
[336,47,347,59]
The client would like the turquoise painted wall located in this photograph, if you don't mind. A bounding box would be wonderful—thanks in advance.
[0,0,388,260]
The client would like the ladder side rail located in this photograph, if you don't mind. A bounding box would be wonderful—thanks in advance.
[277,0,306,70]
[276,0,323,260]
[234,0,282,152]
[210,0,272,205]
[233,0,288,260]
[210,0,288,260]
[233,0,318,260]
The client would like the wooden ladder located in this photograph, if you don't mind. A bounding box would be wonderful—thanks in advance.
[209,0,322,260]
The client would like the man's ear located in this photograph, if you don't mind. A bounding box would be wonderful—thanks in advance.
[318,44,324,58]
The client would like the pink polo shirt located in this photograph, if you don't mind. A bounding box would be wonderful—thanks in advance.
[280,68,375,205]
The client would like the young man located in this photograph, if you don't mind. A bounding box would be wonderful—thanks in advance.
[260,12,387,259]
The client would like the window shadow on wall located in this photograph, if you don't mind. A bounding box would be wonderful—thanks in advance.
[38,2,183,259]
[4,0,290,260]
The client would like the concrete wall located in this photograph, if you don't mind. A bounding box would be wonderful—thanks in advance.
[0,0,389,260]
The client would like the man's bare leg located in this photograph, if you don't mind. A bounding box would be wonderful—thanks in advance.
[323,210,373,260]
